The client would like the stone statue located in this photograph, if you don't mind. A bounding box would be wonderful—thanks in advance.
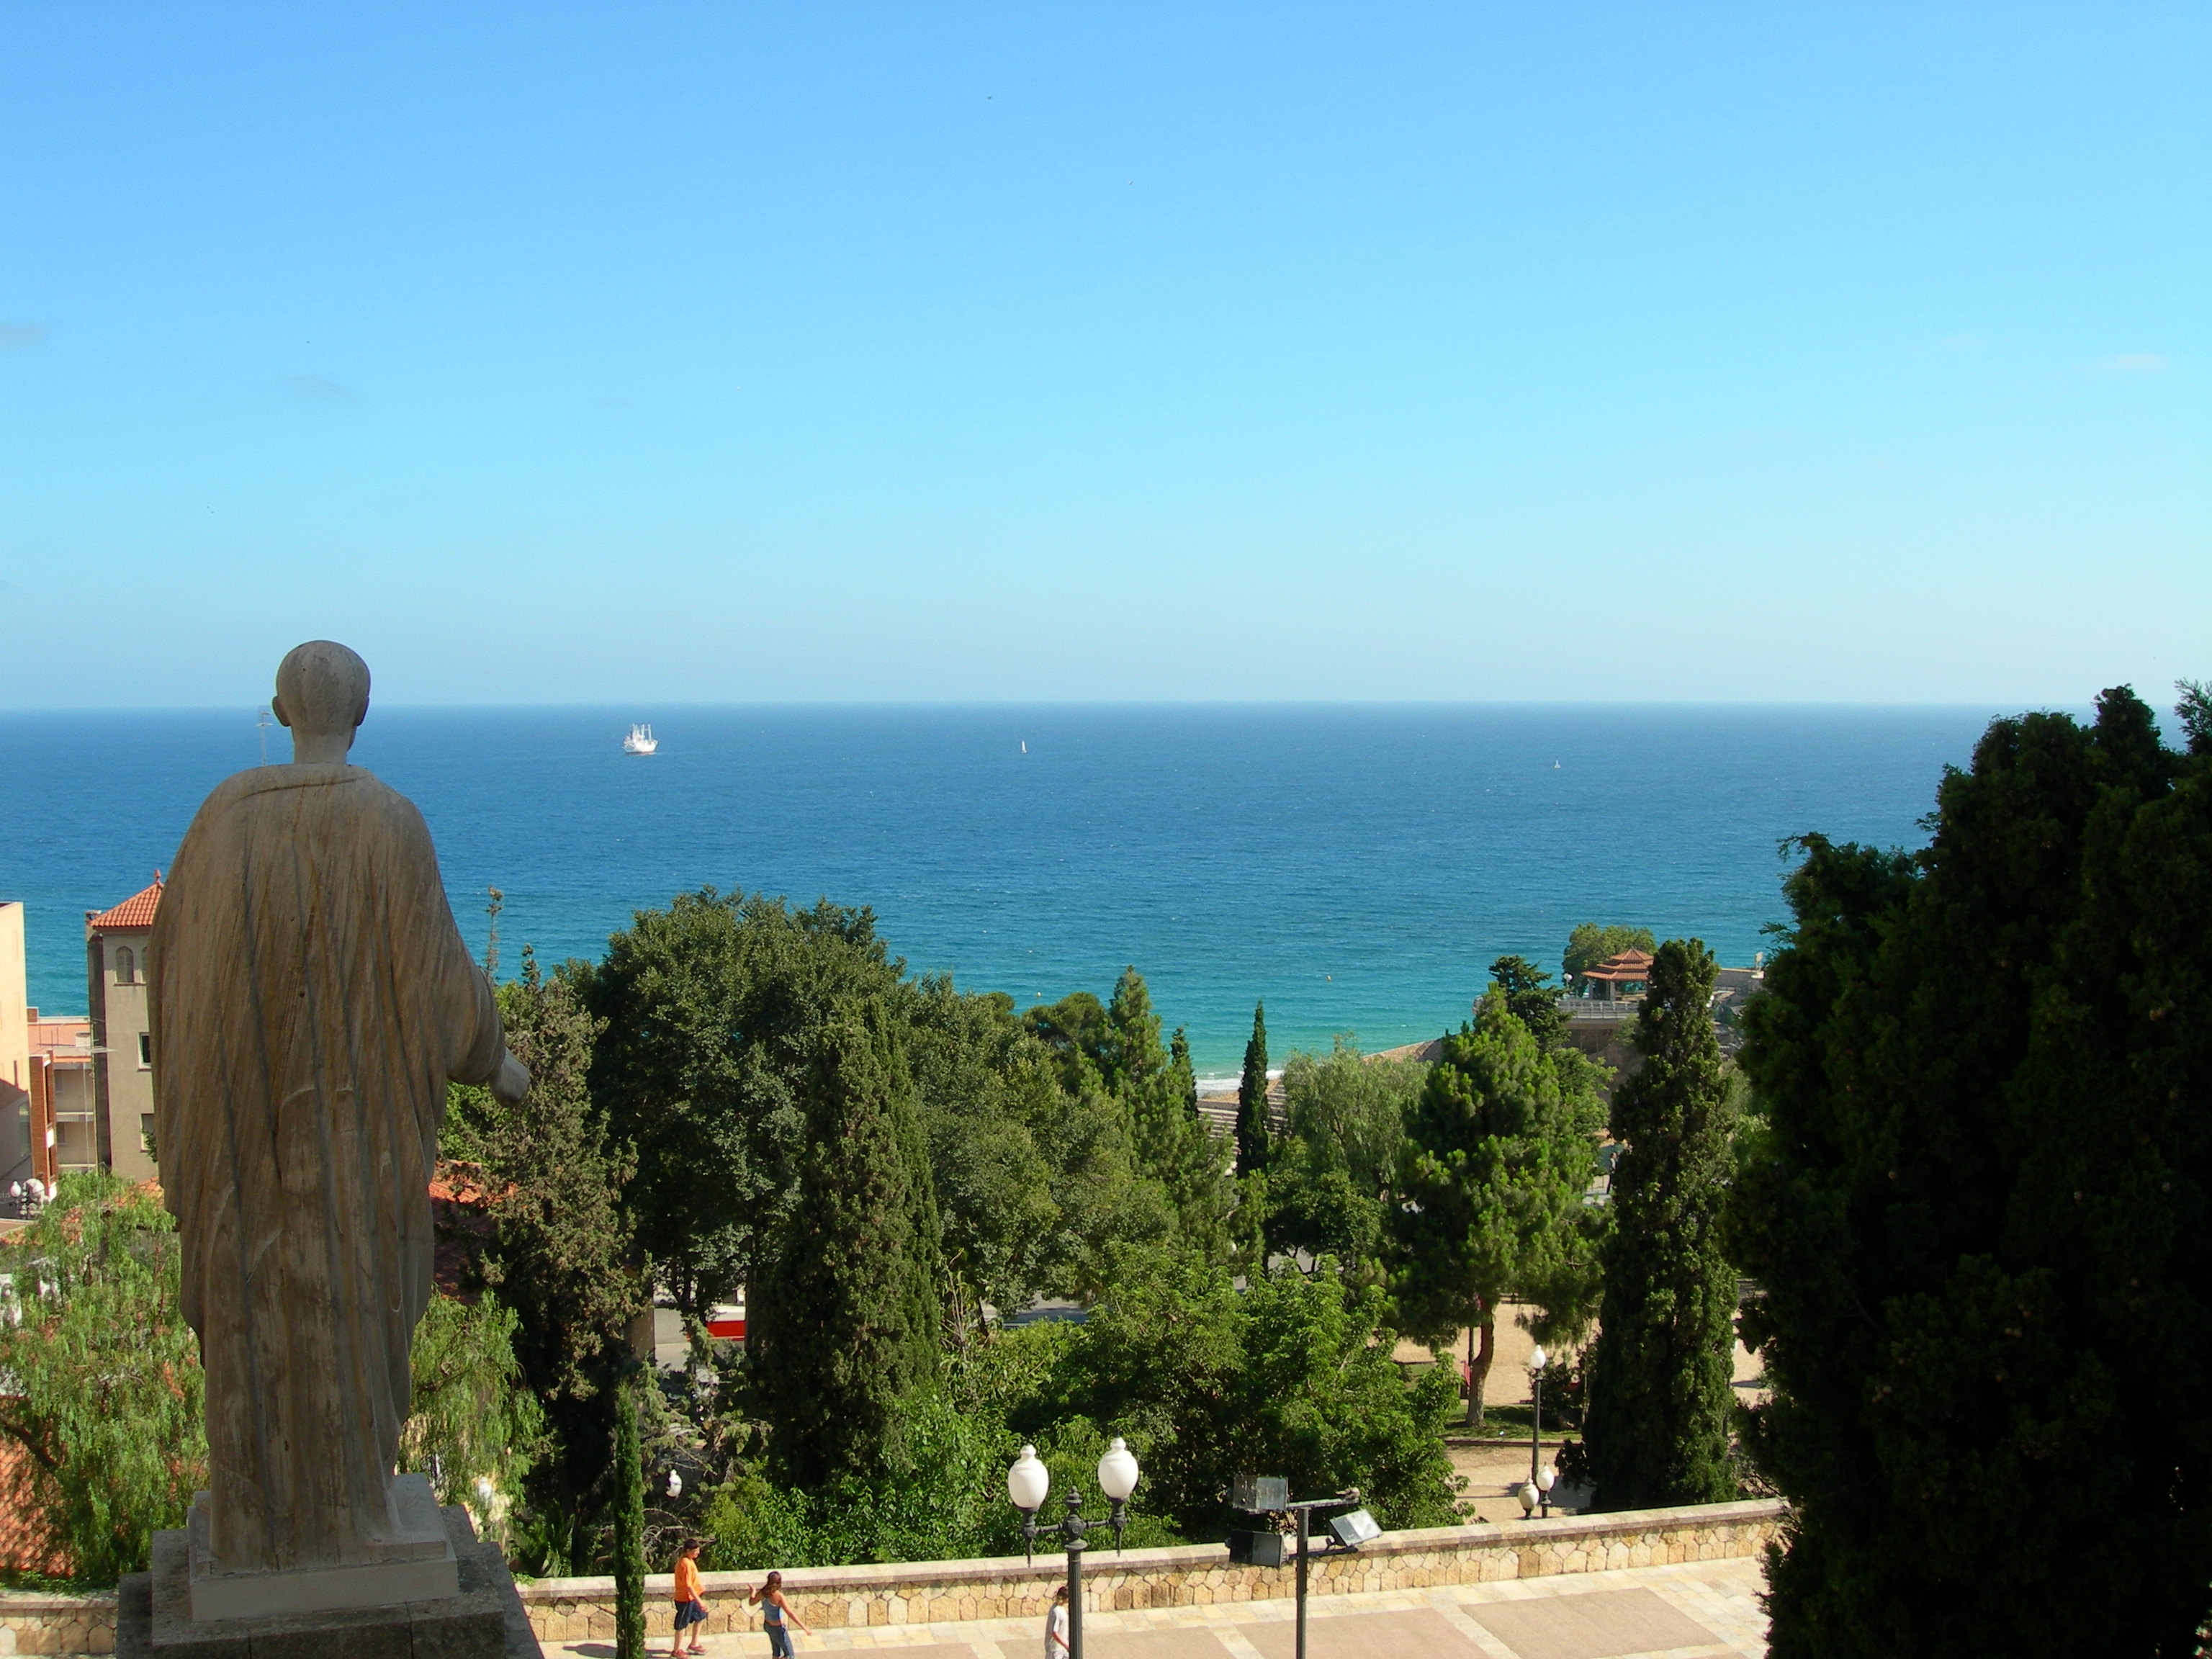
[149,642,529,1611]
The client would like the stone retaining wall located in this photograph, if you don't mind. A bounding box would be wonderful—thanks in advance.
[517,1501,1786,1645]
[0,1592,114,1656]
[0,1500,1786,1655]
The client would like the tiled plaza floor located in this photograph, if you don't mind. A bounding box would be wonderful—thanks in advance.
[562,1557,1768,1659]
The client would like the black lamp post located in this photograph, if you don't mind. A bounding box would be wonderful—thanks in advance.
[1527,1344,1548,1510]
[1228,1480,1377,1659]
[1006,1439,1141,1659]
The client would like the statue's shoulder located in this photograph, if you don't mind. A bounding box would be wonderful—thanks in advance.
[193,762,367,811]
[187,765,427,838]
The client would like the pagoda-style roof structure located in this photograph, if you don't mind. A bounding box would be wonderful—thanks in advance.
[1578,948,1654,1002]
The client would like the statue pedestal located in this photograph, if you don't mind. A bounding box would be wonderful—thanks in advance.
[189,1475,459,1620]
[119,1498,541,1659]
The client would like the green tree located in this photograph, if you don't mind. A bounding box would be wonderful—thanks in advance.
[1489,956,1568,1049]
[1092,970,1236,1262]
[1389,991,1606,1424]
[1236,1001,1271,1174]
[904,981,1063,1344]
[399,1291,547,1539]
[747,1000,944,1488]
[1264,1039,1424,1282]
[583,890,905,1329]
[1729,686,2212,1658]
[1015,979,1214,1285]
[1028,1244,1462,1538]
[1581,939,1739,1509]
[2175,677,2211,752]
[1022,991,1111,1094]
[0,1174,204,1585]
[613,1372,647,1659]
[1563,923,1656,984]
[444,950,644,1570]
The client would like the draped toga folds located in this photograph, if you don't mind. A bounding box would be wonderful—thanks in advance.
[149,763,503,1574]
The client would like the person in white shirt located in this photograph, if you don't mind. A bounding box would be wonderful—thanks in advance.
[1045,1584,1071,1658]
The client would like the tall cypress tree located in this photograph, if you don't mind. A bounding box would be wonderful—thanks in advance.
[747,998,943,1488]
[1730,686,2212,1657]
[1236,1001,1271,1174]
[1582,938,1738,1509]
[612,1372,646,1659]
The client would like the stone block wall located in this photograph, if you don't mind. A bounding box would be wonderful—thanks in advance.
[0,1500,1786,1655]
[514,1501,1787,1645]
[0,1593,114,1656]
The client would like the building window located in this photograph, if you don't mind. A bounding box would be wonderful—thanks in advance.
[114,946,135,985]
[141,1113,158,1161]
[138,1033,152,1069]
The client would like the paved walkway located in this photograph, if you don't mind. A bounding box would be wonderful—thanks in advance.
[557,1557,1767,1659]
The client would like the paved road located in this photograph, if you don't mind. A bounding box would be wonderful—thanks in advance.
[557,1556,1767,1659]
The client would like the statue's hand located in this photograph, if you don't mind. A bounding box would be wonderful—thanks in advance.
[490,1050,531,1106]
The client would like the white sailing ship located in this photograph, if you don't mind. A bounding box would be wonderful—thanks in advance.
[622,722,658,755]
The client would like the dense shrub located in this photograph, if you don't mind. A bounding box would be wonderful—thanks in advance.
[698,1246,1461,1568]
[0,1175,203,1586]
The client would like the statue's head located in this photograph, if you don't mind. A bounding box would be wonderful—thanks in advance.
[272,641,372,757]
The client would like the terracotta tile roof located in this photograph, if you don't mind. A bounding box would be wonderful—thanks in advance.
[88,876,163,932]
[1581,948,1655,982]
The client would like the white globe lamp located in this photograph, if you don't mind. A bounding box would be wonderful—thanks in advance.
[1097,1437,1141,1551]
[1097,1438,1139,1503]
[1007,1444,1050,1514]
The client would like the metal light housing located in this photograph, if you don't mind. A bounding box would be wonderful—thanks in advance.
[1327,1509,1381,1549]
[1231,1475,1289,1512]
[1228,1528,1287,1568]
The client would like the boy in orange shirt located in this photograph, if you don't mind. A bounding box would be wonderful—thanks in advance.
[671,1540,708,1656]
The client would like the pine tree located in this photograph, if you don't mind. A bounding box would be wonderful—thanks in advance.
[1581,939,1738,1509]
[1488,956,1567,1051]
[1236,1001,1271,1174]
[1389,991,1606,1424]
[612,1372,646,1659]
[747,999,943,1488]
[1730,686,2212,1657]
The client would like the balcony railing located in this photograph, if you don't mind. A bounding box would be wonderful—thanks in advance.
[1562,999,1643,1021]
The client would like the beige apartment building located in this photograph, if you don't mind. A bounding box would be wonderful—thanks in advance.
[86,877,163,1184]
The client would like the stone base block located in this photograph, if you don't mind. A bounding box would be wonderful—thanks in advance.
[117,1506,540,1659]
[189,1477,459,1622]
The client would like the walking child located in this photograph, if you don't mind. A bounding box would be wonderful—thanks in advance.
[749,1570,810,1658]
[671,1540,708,1657]
[1045,1584,1071,1658]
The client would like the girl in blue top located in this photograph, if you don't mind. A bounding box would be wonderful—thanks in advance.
[748,1571,810,1657]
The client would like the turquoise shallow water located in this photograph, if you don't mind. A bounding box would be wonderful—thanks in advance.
[0,704,2002,1075]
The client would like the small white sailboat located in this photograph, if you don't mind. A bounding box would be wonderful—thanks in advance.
[622,722,659,755]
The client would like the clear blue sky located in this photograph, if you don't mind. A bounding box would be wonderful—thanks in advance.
[1,4,2204,708]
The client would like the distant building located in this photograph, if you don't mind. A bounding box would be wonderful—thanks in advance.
[0,903,30,1191]
[1573,948,1655,1003]
[26,1010,96,1187]
[86,876,163,1184]
[1,897,109,1196]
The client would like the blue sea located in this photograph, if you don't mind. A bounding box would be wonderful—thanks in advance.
[0,705,2002,1076]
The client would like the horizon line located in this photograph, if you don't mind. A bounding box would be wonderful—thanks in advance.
[0,695,2094,716]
